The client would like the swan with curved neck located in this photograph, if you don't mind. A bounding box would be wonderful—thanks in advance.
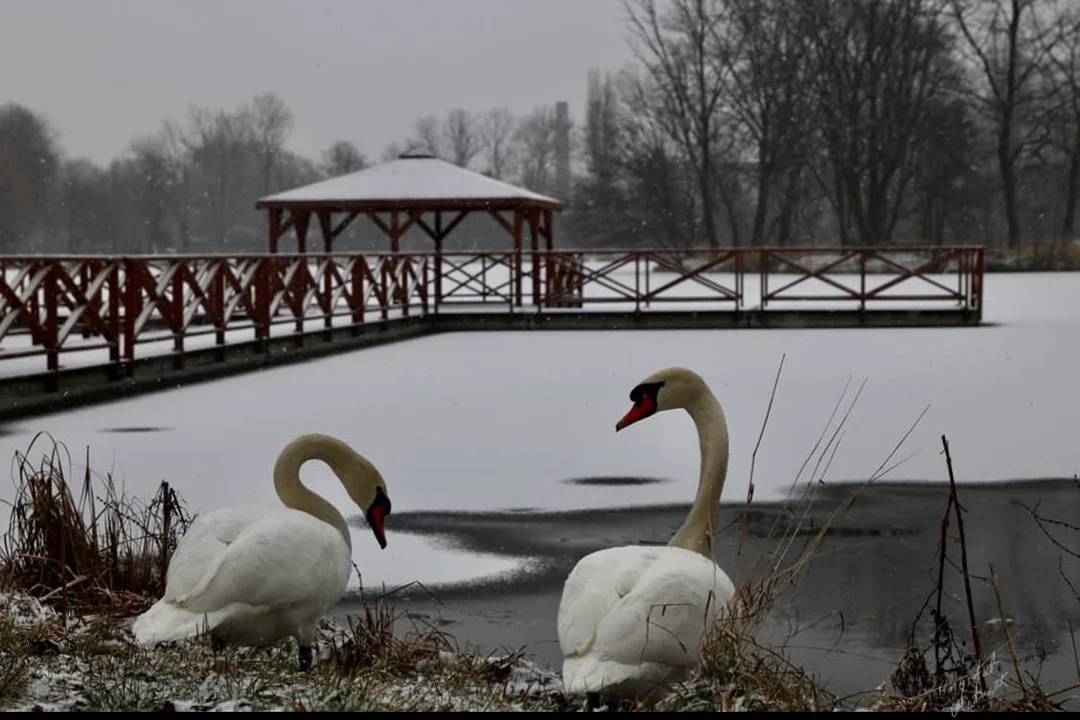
[557,367,736,702]
[131,433,392,670]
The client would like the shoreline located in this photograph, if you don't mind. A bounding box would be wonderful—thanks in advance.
[337,477,1080,708]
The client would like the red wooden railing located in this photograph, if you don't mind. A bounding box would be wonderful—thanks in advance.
[0,245,983,381]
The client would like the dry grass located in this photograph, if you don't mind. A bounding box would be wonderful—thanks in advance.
[0,431,193,617]
[657,361,881,711]
[864,437,1067,712]
[660,359,1077,713]
[985,242,1080,271]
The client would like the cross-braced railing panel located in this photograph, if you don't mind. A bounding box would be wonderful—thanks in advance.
[759,246,983,311]
[0,245,984,383]
[435,252,522,306]
[538,250,743,310]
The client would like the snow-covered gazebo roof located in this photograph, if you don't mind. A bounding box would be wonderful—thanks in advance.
[253,151,563,255]
[256,151,562,211]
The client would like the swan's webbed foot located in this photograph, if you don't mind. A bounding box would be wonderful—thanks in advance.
[297,644,314,671]
[582,691,635,712]
[584,692,607,711]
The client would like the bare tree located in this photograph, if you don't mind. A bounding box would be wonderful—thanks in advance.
[951,0,1060,248]
[321,140,368,177]
[479,107,517,179]
[53,159,112,253]
[617,69,701,248]
[623,0,731,247]
[159,119,195,251]
[1046,6,1080,242]
[443,109,482,168]
[186,106,256,247]
[914,94,981,244]
[713,0,815,246]
[128,135,175,252]
[571,69,639,247]
[515,106,557,193]
[247,92,295,195]
[803,0,956,246]
[410,115,444,158]
[0,103,60,252]
[381,142,405,162]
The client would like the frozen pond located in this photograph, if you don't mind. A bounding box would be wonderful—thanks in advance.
[0,271,1077,592]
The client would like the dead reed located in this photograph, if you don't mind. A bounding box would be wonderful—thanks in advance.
[681,357,920,711]
[871,435,1069,712]
[328,586,536,688]
[683,358,1075,712]
[0,432,193,616]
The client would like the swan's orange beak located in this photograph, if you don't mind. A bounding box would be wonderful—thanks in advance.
[368,505,388,549]
[366,488,391,549]
[616,396,656,432]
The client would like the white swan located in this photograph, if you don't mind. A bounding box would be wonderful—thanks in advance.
[131,432,392,669]
[557,367,737,701]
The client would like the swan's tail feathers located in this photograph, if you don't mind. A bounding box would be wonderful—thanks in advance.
[561,656,676,701]
[131,601,218,647]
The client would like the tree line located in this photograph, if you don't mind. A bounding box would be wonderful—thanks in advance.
[0,91,568,254]
[1,0,1078,265]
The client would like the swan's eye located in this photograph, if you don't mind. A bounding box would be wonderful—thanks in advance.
[629,381,665,405]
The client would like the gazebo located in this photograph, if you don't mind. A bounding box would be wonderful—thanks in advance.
[254,151,564,259]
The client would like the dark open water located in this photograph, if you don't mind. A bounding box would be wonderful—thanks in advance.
[336,478,1080,709]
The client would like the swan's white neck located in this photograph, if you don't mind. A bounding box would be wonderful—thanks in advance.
[668,389,729,558]
[273,436,354,551]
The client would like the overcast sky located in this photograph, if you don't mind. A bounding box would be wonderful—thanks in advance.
[1,0,637,166]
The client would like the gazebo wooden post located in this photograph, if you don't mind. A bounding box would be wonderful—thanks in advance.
[317,211,335,332]
[512,209,524,307]
[268,208,286,254]
[433,211,443,311]
[528,209,540,306]
[389,211,401,253]
[294,210,311,254]
[291,210,312,337]
[317,211,334,253]
[541,208,554,301]
[543,208,554,252]
[417,209,469,311]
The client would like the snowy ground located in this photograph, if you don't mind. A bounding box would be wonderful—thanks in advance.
[0,272,1075,594]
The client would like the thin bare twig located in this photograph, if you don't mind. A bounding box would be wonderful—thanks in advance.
[737,353,786,565]
[941,434,987,696]
[989,563,1026,701]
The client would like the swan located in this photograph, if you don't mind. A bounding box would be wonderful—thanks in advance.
[131,432,392,670]
[557,367,737,702]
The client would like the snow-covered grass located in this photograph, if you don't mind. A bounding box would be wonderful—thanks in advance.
[0,592,574,712]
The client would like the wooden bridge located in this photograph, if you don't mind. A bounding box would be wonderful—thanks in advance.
[0,244,983,405]
[0,154,985,418]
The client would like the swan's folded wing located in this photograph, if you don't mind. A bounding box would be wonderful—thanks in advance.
[175,510,350,615]
[559,546,732,669]
[592,551,731,669]
[558,551,623,657]
[558,546,671,658]
[162,506,280,606]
